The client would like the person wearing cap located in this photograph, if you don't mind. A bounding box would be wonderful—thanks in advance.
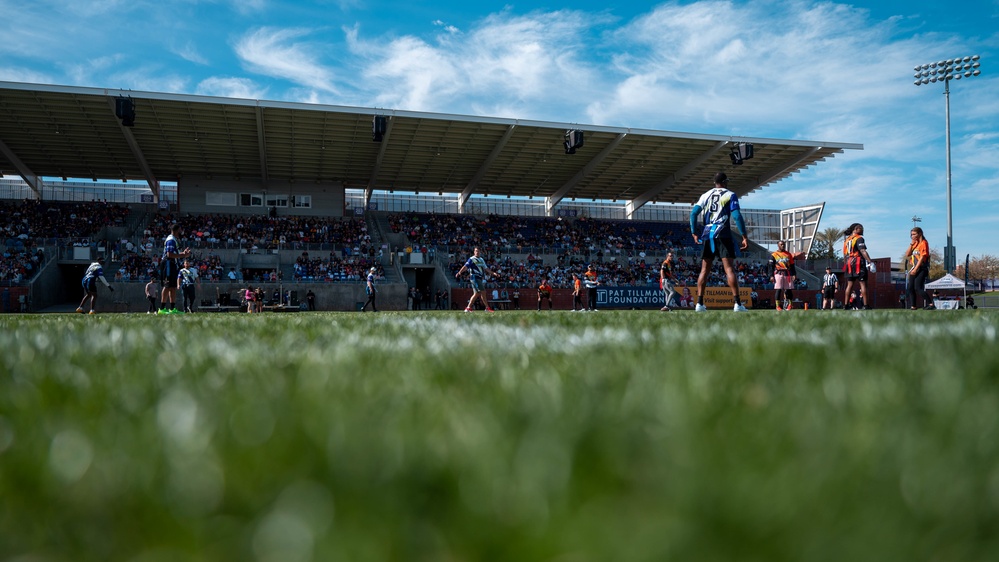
[821,267,839,310]
[689,171,750,312]
[77,257,114,314]
[361,266,379,312]
[583,264,600,311]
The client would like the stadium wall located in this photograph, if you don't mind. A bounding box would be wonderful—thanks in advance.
[177,178,346,217]
[96,281,408,312]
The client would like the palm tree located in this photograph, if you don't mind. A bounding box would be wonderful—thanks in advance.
[808,227,843,261]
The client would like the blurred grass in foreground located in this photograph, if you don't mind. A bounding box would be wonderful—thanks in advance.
[2,310,999,562]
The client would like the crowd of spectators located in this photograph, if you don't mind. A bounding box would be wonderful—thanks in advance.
[1,199,129,241]
[145,213,370,251]
[1,247,44,286]
[292,251,383,283]
[388,212,687,254]
[113,251,226,283]
[448,248,789,292]
[1,200,128,284]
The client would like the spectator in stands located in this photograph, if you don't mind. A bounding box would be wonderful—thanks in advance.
[690,172,749,312]
[77,257,114,314]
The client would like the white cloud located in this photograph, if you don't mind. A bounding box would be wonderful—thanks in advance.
[345,10,602,115]
[234,27,340,94]
[173,41,209,66]
[196,77,266,99]
[0,66,52,84]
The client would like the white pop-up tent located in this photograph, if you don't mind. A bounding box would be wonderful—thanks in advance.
[924,273,972,309]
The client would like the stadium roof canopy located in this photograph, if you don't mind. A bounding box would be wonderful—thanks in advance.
[0,81,862,216]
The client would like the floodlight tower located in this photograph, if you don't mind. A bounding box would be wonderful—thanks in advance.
[913,55,982,273]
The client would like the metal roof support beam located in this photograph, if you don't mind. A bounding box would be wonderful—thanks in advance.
[546,133,627,216]
[0,137,42,199]
[745,147,824,190]
[459,124,516,214]
[626,140,727,218]
[365,116,393,208]
[255,106,269,187]
[108,98,160,201]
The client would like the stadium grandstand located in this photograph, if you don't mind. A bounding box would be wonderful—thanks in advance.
[1,81,873,313]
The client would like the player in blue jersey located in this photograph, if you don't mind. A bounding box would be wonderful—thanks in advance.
[158,223,191,314]
[77,257,114,314]
[361,267,379,312]
[455,247,501,312]
[689,172,750,312]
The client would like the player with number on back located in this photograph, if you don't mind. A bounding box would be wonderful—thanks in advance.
[842,223,875,310]
[689,172,750,312]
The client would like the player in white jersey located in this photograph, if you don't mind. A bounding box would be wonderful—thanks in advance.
[178,260,200,313]
[77,257,114,314]
[689,172,750,312]
[454,247,501,312]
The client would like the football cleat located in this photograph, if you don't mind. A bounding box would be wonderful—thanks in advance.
[464,307,473,312]
[486,308,495,313]
[76,307,85,314]
[695,304,707,312]
[734,303,748,312]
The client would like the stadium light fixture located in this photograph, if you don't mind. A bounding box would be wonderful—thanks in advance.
[564,129,584,154]
[729,142,754,166]
[911,215,922,229]
[913,54,982,273]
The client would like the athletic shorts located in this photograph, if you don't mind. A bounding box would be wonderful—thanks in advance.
[82,278,96,293]
[823,286,836,299]
[774,273,793,290]
[700,236,737,260]
[160,259,179,289]
[470,276,485,293]
[845,269,868,282]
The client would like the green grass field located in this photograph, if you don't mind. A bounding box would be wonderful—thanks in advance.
[2,310,998,562]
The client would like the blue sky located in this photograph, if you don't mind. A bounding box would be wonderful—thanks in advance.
[1,0,997,262]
